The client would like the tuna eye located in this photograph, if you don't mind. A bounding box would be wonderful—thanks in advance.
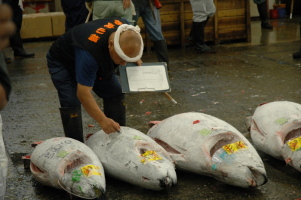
[140,148,147,154]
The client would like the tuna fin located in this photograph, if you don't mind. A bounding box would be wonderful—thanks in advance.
[245,116,252,131]
[86,133,94,140]
[21,155,31,170]
[148,121,161,127]
[285,157,292,165]
[21,155,31,159]
[31,141,44,147]
[153,138,182,154]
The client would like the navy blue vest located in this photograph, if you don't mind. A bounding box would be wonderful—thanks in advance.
[49,17,128,80]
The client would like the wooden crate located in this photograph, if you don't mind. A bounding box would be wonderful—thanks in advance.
[137,0,251,49]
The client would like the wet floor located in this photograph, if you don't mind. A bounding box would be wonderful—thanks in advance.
[2,17,301,200]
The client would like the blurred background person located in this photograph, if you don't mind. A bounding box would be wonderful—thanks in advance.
[254,0,273,29]
[0,2,15,199]
[132,0,169,70]
[3,0,34,63]
[61,0,89,31]
[85,0,135,25]
[186,0,216,53]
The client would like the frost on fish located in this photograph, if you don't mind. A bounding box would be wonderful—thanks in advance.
[29,137,105,199]
[85,126,177,191]
[147,112,268,188]
[0,115,8,200]
[250,101,301,172]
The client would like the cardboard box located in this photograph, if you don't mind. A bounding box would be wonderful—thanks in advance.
[48,12,66,36]
[21,13,52,39]
[21,14,39,39]
[33,13,53,38]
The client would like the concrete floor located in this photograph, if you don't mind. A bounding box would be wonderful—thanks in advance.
[2,17,301,200]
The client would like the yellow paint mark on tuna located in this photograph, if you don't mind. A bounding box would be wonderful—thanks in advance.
[223,141,248,154]
[81,165,101,177]
[287,137,301,151]
[140,150,162,163]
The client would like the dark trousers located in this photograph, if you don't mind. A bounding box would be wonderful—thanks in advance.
[47,53,123,107]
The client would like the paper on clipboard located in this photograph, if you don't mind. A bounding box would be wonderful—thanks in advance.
[126,65,169,92]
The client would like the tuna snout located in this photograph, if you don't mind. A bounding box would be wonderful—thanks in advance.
[248,167,268,188]
[159,176,174,189]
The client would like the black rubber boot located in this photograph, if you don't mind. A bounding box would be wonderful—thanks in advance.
[4,55,12,64]
[186,18,209,48]
[293,21,301,59]
[103,95,126,126]
[192,21,216,54]
[10,32,35,59]
[293,50,301,59]
[185,21,195,48]
[257,2,273,29]
[59,106,84,142]
[152,40,170,70]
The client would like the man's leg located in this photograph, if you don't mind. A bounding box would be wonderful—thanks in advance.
[47,54,83,142]
[255,0,273,29]
[139,2,170,68]
[9,4,35,59]
[190,0,216,53]
[293,21,301,59]
[61,0,88,31]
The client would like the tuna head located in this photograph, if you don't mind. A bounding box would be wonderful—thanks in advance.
[250,101,301,160]
[281,134,301,172]
[86,127,177,191]
[59,152,105,198]
[132,141,177,190]
[206,132,268,188]
[29,137,105,199]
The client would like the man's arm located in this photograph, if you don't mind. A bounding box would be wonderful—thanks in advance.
[77,83,120,134]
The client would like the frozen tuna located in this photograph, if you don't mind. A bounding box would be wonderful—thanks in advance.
[85,126,177,190]
[147,112,268,188]
[0,115,8,200]
[29,137,105,199]
[250,101,301,172]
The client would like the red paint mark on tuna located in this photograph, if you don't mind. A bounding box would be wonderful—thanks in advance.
[193,120,200,124]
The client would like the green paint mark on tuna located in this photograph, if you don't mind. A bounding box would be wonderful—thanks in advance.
[72,170,82,182]
[133,135,143,140]
[199,129,212,136]
[275,117,288,125]
[57,150,68,158]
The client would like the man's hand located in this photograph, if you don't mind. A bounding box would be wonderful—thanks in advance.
[98,117,120,134]
[0,4,16,51]
[77,83,120,134]
[123,0,131,9]
[135,59,143,66]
